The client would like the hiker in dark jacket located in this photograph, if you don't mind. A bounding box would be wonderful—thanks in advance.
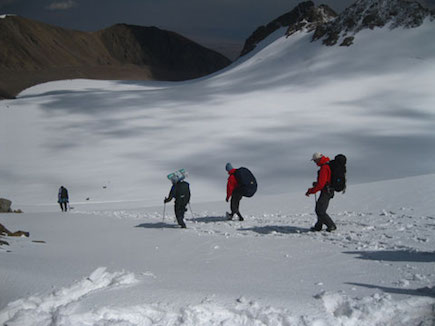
[305,153,337,232]
[58,186,69,212]
[164,177,190,228]
[225,162,244,221]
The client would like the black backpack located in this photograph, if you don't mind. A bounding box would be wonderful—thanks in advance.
[234,167,257,197]
[175,181,190,204]
[328,154,347,192]
[61,187,68,198]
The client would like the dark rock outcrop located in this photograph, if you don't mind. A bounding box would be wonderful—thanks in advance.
[285,4,338,37]
[0,222,29,246]
[240,1,337,57]
[0,198,12,213]
[312,0,435,45]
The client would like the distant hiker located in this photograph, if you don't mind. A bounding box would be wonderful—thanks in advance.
[164,176,191,228]
[225,163,257,221]
[58,186,69,212]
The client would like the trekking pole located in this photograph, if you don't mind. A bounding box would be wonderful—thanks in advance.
[314,193,317,202]
[162,202,166,223]
[188,203,194,220]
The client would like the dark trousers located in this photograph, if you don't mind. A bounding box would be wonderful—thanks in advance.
[174,201,187,227]
[59,202,67,212]
[230,188,243,219]
[314,190,335,230]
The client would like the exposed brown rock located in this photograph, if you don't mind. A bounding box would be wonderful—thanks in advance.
[0,16,231,98]
[0,222,30,238]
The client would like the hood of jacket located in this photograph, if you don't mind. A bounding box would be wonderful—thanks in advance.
[316,156,330,166]
[228,168,237,175]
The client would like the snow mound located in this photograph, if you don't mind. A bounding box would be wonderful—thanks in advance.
[0,14,16,19]
[319,291,435,326]
[1,270,433,326]
[0,267,138,325]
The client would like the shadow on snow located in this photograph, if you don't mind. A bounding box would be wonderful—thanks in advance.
[344,250,435,263]
[189,216,229,223]
[238,225,310,235]
[135,222,180,229]
[346,282,435,298]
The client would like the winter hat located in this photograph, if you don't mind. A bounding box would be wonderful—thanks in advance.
[311,152,323,161]
[225,162,233,172]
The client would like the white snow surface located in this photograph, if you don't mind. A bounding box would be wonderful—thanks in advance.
[0,19,435,326]
[0,14,16,19]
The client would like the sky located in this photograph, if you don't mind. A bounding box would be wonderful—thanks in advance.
[0,0,358,52]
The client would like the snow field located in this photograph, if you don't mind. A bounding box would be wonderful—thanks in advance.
[1,175,434,325]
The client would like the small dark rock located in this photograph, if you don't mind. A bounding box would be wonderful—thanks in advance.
[340,36,355,46]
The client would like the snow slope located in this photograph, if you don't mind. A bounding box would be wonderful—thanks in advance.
[1,19,435,206]
[0,11,434,326]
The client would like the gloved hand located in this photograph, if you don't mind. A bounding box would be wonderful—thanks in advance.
[225,197,229,202]
[164,197,170,203]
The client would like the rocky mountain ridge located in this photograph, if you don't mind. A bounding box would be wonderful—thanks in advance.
[0,16,231,99]
[313,0,435,45]
[240,0,435,56]
[240,1,337,57]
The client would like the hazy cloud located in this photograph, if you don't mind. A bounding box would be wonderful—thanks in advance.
[46,0,77,11]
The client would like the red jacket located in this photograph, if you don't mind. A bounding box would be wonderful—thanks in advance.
[307,156,331,194]
[226,168,239,200]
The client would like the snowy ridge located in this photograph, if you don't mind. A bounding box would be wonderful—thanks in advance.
[313,0,435,45]
[285,3,337,37]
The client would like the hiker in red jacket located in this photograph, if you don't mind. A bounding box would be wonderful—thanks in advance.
[225,162,244,221]
[305,153,337,232]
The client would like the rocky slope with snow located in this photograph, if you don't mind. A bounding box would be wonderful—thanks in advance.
[241,0,435,53]
[313,0,435,46]
[240,1,337,57]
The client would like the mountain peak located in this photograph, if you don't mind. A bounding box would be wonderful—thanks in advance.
[240,1,337,57]
[313,0,435,46]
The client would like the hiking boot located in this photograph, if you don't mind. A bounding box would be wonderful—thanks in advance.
[180,224,187,229]
[226,212,233,220]
[326,225,337,232]
[238,216,244,221]
[310,227,321,232]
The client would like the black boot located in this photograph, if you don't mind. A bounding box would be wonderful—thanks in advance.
[326,225,337,232]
